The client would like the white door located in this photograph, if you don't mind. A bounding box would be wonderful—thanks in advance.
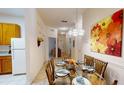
[12,50,26,75]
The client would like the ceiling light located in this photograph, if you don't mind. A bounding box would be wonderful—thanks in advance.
[68,30,72,36]
[73,29,78,36]
[60,32,65,34]
[58,27,69,31]
[78,29,85,36]
[68,29,85,36]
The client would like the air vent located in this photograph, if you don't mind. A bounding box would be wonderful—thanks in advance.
[50,29,54,32]
[61,20,68,23]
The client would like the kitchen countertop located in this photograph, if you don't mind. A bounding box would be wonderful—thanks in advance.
[0,52,11,56]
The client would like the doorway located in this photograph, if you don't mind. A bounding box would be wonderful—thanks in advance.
[48,37,56,58]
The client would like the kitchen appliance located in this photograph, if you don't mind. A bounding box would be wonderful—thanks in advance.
[11,38,26,75]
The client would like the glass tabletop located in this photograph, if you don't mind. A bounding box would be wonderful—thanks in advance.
[55,59,106,85]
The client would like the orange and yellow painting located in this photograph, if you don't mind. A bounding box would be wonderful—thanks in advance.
[91,10,123,57]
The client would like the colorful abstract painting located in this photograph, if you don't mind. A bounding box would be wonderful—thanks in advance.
[91,10,123,57]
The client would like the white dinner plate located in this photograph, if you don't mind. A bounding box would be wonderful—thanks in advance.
[87,68,95,72]
[56,69,70,77]
[56,61,66,66]
[82,66,95,71]
[72,76,91,85]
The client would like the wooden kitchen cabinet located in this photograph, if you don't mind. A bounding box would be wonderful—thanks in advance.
[0,56,12,74]
[2,24,14,45]
[15,24,21,38]
[0,24,2,45]
[0,23,20,45]
[2,57,12,73]
[0,59,2,73]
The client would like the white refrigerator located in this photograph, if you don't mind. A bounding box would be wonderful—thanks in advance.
[11,38,26,75]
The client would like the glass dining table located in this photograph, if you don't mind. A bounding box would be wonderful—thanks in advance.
[55,60,106,85]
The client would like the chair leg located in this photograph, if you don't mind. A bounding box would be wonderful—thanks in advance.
[68,75,73,85]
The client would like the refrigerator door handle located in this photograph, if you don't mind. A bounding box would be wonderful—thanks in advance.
[12,50,14,60]
[13,40,14,49]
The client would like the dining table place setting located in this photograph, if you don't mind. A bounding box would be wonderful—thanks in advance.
[76,59,84,65]
[56,61,66,66]
[55,68,70,77]
[72,76,91,85]
[64,58,77,65]
[82,65,95,73]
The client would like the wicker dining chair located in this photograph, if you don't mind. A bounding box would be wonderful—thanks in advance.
[46,59,71,85]
[94,59,108,78]
[84,55,94,66]
[50,58,55,78]
[46,61,55,85]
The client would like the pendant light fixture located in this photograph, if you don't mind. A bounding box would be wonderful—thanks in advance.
[68,8,84,36]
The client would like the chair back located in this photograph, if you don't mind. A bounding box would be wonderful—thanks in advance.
[46,61,55,85]
[84,55,94,66]
[94,59,108,77]
[50,58,55,80]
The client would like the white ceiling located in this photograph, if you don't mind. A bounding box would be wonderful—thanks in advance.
[0,8,86,29]
[0,8,24,17]
[38,8,86,29]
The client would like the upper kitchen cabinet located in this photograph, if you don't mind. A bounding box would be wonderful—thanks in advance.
[0,23,21,45]
[0,24,2,45]
[14,24,21,38]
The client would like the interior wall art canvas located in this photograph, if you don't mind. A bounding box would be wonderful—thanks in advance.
[91,9,123,57]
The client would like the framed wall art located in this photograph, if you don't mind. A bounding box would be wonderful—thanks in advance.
[91,9,123,57]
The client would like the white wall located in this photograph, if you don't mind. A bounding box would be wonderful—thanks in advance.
[83,8,124,84]
[0,15,25,38]
[25,9,47,84]
[25,9,58,84]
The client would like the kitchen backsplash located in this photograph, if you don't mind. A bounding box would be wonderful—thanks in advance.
[0,45,10,52]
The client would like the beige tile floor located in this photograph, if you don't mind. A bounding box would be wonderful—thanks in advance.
[32,59,71,85]
[0,58,70,85]
[0,63,48,85]
[32,63,49,85]
[0,74,26,85]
